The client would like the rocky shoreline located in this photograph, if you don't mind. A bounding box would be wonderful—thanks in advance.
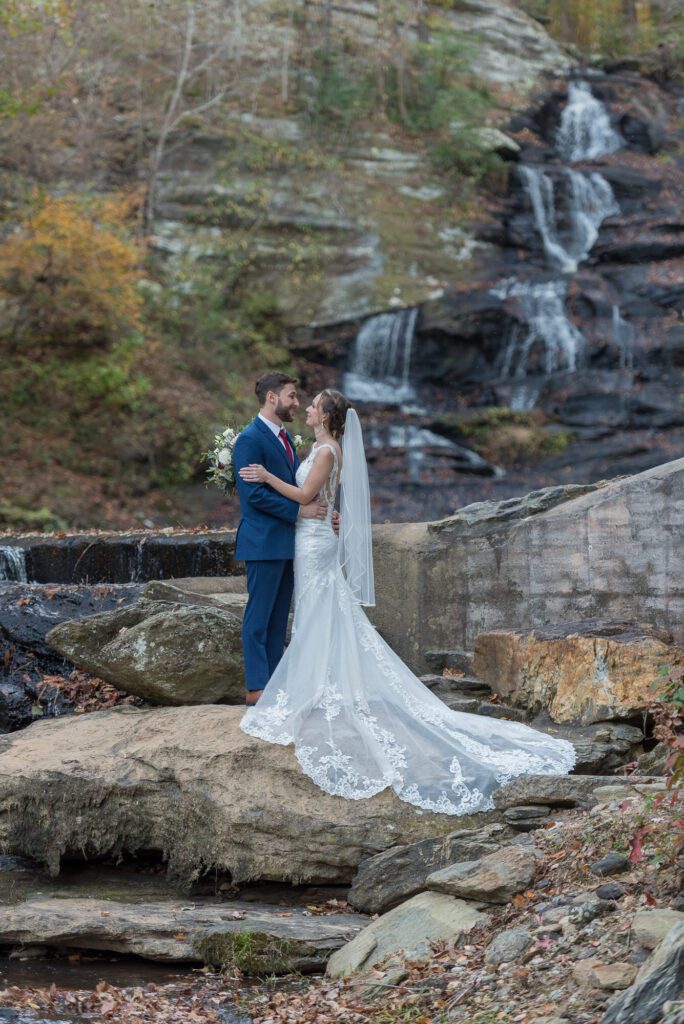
[0,461,682,1022]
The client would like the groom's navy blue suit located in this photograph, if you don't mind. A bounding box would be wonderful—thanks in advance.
[233,417,300,692]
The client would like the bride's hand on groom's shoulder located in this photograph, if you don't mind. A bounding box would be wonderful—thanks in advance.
[239,463,268,483]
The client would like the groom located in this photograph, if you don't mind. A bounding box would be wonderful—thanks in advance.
[233,372,327,705]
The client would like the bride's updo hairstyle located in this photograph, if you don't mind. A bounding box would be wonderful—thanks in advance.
[320,389,352,440]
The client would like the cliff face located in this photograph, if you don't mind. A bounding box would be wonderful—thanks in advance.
[287,65,684,525]
[152,1,571,327]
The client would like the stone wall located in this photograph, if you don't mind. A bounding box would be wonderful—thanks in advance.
[369,458,684,671]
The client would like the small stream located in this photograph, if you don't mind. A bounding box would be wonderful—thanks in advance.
[0,955,189,993]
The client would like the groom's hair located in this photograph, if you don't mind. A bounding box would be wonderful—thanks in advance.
[255,371,298,406]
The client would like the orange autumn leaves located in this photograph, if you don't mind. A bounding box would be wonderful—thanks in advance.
[0,191,145,353]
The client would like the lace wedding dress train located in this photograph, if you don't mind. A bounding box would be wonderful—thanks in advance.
[240,444,576,815]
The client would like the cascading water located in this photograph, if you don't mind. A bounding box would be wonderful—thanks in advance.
[494,278,587,381]
[0,546,28,582]
[344,307,418,404]
[492,79,634,404]
[519,166,619,272]
[612,305,635,369]
[556,80,623,162]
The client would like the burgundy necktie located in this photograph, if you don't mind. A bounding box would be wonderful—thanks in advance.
[279,427,294,465]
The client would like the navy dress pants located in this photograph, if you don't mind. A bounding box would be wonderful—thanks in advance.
[242,559,294,692]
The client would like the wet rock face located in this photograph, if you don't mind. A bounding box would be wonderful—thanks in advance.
[0,684,33,732]
[294,70,684,524]
[0,582,142,730]
[0,531,239,584]
[0,582,141,659]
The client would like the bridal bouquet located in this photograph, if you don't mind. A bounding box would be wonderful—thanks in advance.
[205,425,305,494]
[204,425,245,495]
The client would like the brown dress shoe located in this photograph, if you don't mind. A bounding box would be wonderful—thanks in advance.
[245,688,264,706]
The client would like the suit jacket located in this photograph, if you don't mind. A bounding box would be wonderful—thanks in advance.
[233,417,300,561]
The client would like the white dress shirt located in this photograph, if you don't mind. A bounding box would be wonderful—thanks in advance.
[258,412,289,452]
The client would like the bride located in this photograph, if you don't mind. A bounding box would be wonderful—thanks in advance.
[238,390,575,815]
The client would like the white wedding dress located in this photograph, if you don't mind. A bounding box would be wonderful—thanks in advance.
[240,443,576,815]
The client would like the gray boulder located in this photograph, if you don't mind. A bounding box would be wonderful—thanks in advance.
[427,844,539,904]
[326,892,486,978]
[142,576,248,616]
[559,721,645,774]
[493,774,658,811]
[348,822,509,914]
[631,909,684,950]
[0,705,457,886]
[46,600,244,705]
[600,920,684,1023]
[485,926,533,965]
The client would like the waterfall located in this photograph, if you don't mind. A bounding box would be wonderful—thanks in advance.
[520,166,618,273]
[490,81,625,405]
[344,308,418,404]
[365,424,502,481]
[556,80,623,162]
[493,278,587,380]
[566,168,619,261]
[612,305,635,369]
[0,546,28,582]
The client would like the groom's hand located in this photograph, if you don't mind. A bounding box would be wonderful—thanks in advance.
[299,499,327,520]
[331,511,340,536]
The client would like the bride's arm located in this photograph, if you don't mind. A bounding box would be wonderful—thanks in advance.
[239,448,333,505]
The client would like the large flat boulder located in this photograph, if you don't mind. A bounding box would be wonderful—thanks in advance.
[0,896,367,974]
[472,621,683,724]
[0,705,464,885]
[46,600,244,705]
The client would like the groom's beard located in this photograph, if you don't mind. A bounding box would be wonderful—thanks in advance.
[275,400,295,423]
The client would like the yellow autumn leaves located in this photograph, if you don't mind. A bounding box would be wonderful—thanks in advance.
[0,191,145,353]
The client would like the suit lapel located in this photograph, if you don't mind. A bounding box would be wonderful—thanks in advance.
[253,417,296,481]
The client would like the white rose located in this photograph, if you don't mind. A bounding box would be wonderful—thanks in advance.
[294,434,303,447]
[217,448,231,466]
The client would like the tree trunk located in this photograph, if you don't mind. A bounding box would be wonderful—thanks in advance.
[145,4,196,226]
[322,0,332,56]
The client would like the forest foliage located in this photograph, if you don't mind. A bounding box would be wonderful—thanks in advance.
[0,192,144,354]
[519,0,684,68]
[0,0,682,528]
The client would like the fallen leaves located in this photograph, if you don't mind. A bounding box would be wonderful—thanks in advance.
[0,975,237,1024]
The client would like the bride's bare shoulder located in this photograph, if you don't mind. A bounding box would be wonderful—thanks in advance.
[314,440,341,461]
